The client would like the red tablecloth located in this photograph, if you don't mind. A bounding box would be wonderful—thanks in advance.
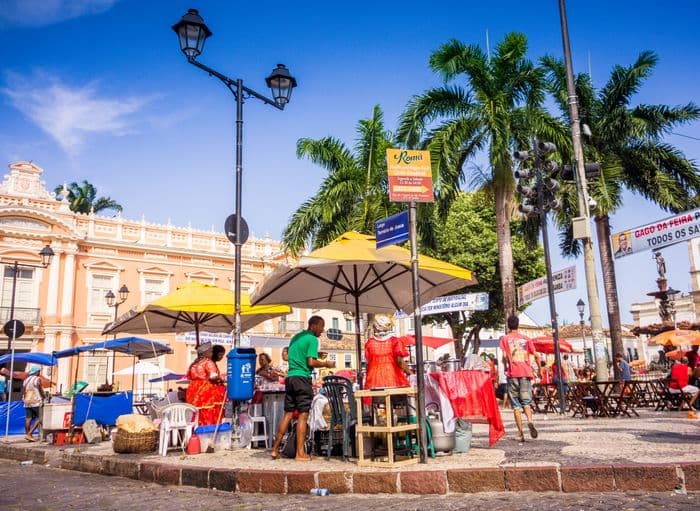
[429,370,505,447]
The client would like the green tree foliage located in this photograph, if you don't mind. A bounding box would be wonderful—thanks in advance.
[424,191,544,360]
[398,33,566,323]
[54,180,123,215]
[282,105,400,255]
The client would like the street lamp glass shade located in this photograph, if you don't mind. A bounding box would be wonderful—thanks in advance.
[265,64,297,107]
[118,284,130,302]
[576,299,585,315]
[172,8,212,59]
[105,290,116,307]
[39,245,54,267]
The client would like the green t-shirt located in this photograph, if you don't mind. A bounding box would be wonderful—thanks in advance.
[287,329,319,378]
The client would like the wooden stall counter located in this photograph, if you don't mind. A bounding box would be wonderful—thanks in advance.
[354,386,418,468]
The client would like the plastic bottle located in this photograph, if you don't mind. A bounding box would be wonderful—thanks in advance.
[309,488,330,496]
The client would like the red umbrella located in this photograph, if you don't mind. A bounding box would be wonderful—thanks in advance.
[531,336,573,354]
[400,334,454,350]
[333,369,357,381]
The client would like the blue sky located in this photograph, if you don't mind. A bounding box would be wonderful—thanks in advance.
[1,0,699,328]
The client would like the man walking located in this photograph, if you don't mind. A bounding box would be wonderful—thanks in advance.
[271,316,334,461]
[500,315,540,443]
[22,366,45,442]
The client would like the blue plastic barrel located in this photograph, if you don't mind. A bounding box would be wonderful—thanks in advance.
[227,348,256,401]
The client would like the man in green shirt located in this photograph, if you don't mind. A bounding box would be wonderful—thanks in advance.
[271,316,334,461]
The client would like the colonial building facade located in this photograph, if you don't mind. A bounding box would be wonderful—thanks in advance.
[0,161,305,393]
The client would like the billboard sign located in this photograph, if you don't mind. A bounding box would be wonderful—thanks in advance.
[517,266,576,306]
[611,207,700,259]
[418,292,489,315]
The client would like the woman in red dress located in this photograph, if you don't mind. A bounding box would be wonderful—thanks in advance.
[186,342,226,425]
[364,315,410,389]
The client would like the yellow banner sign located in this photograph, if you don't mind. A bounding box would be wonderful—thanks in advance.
[386,149,434,202]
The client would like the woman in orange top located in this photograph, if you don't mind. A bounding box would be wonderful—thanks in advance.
[186,342,226,425]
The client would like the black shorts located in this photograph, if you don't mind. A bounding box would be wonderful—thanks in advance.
[25,407,40,420]
[284,376,313,413]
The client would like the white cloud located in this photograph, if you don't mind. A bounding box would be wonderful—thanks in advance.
[2,71,153,154]
[0,0,119,29]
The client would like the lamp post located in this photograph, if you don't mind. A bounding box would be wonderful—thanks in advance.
[105,284,129,384]
[3,245,54,439]
[576,298,592,367]
[172,8,297,348]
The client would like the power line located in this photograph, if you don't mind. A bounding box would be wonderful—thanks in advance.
[671,131,700,141]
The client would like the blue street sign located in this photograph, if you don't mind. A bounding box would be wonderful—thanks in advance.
[375,210,409,249]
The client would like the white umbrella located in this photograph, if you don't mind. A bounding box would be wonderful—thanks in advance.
[113,361,168,376]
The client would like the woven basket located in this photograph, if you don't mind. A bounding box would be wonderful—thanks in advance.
[112,429,159,454]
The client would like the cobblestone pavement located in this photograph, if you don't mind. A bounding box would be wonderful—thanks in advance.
[1,462,698,511]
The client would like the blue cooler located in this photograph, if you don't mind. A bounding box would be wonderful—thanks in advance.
[227,348,256,401]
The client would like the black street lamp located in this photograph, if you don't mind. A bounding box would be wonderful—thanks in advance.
[105,284,129,383]
[105,284,130,328]
[3,244,54,439]
[172,8,297,347]
[576,298,593,367]
[4,245,55,350]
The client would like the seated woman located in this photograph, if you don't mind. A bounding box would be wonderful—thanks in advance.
[186,342,226,425]
[256,352,285,383]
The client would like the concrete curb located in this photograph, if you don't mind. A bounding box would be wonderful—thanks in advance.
[1,443,696,494]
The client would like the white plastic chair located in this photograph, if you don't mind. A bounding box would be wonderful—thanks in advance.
[159,403,199,456]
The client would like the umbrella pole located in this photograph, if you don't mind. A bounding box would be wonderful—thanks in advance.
[3,335,17,439]
[195,322,200,349]
[354,299,363,389]
[131,359,135,399]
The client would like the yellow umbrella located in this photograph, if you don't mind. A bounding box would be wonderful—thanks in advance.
[648,329,700,347]
[103,282,291,346]
[252,231,476,315]
[251,231,476,373]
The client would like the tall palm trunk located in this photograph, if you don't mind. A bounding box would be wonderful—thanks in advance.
[595,214,624,376]
[495,185,516,320]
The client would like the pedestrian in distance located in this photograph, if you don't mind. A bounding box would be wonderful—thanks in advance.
[500,315,540,443]
[615,354,632,382]
[22,366,45,442]
[270,316,335,461]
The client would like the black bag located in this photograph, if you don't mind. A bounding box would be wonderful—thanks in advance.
[280,420,311,458]
[281,427,297,458]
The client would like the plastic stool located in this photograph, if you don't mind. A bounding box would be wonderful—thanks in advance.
[249,415,269,448]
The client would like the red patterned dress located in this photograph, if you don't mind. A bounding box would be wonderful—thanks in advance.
[364,336,410,389]
[186,357,225,425]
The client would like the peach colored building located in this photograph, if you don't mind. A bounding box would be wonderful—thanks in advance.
[0,161,306,395]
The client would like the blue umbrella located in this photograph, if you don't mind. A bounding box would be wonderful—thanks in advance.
[0,352,57,366]
[148,373,185,383]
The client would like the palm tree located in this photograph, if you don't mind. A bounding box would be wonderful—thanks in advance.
[282,105,399,255]
[397,33,567,322]
[543,51,700,372]
[54,180,123,215]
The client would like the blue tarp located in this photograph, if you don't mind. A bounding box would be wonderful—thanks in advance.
[0,352,57,366]
[73,392,133,426]
[54,337,172,360]
[0,401,27,435]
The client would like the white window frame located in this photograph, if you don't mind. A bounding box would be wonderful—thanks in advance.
[344,353,352,369]
[87,273,116,314]
[1,265,38,309]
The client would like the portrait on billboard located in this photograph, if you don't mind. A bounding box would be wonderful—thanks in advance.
[613,231,633,258]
